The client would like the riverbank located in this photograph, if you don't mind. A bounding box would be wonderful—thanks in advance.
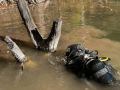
[0,0,47,10]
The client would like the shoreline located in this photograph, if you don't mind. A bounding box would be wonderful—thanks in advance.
[0,0,47,10]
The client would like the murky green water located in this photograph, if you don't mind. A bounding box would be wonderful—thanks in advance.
[0,0,120,90]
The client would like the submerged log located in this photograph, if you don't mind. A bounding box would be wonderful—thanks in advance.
[17,0,62,52]
[4,36,27,63]
[45,20,62,52]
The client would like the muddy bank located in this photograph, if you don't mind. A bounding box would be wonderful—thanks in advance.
[0,0,48,12]
[0,0,46,5]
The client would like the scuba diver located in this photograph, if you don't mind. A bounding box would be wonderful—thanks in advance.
[64,44,116,85]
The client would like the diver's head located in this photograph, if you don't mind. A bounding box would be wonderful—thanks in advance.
[65,44,85,60]
[64,44,86,74]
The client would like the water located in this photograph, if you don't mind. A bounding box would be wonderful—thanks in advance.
[0,0,120,90]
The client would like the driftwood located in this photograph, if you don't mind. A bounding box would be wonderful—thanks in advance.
[0,0,46,5]
[17,0,62,52]
[4,36,27,63]
[45,20,62,52]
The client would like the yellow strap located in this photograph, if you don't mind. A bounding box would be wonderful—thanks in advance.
[99,57,110,62]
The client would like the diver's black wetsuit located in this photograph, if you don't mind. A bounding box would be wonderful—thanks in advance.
[65,44,115,85]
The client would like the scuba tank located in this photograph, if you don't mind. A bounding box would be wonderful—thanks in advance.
[85,59,115,84]
[65,44,115,85]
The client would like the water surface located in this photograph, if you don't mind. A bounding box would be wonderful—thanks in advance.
[0,0,120,90]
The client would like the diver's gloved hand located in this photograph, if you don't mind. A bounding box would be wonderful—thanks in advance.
[84,49,98,59]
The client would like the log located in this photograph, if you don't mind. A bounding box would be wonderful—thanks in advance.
[17,0,62,52]
[4,36,27,63]
[17,0,43,48]
[45,19,62,52]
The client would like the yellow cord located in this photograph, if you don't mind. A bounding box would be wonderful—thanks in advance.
[99,57,110,62]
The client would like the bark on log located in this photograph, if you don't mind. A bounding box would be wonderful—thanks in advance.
[17,0,62,52]
[4,36,27,63]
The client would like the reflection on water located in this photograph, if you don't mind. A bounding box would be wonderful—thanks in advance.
[86,0,120,41]
[0,0,120,90]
